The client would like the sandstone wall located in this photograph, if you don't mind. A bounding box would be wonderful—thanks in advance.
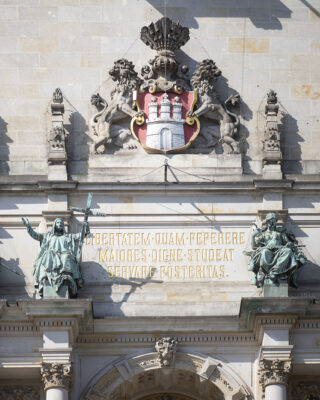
[0,0,319,176]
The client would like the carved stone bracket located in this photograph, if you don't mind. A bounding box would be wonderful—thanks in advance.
[259,359,292,388]
[41,362,72,391]
[155,337,177,367]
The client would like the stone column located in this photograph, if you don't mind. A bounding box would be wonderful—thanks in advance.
[41,362,72,400]
[259,359,291,400]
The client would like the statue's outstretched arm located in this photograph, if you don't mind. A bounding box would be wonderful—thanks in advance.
[21,217,43,242]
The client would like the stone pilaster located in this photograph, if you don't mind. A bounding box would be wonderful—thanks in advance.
[259,359,292,388]
[41,362,72,391]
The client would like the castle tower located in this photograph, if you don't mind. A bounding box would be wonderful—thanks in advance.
[160,93,170,120]
[148,96,158,122]
[172,96,182,121]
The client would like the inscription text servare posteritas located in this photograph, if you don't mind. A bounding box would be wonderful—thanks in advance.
[85,230,246,281]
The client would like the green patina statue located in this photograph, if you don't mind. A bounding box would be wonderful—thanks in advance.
[248,212,307,288]
[22,217,89,297]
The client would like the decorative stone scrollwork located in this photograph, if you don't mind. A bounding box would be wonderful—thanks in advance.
[155,337,177,367]
[41,362,72,390]
[259,359,292,388]
[263,90,280,153]
[89,17,242,155]
[262,89,283,178]
[48,87,67,165]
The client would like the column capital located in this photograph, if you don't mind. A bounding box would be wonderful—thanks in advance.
[259,359,292,388]
[41,362,72,391]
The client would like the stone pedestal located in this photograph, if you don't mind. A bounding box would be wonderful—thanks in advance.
[88,153,243,182]
[262,163,282,179]
[43,284,69,299]
[263,282,288,297]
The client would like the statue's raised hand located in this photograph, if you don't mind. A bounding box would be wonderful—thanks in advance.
[21,217,30,227]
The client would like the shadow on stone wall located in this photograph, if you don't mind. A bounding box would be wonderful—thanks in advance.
[0,227,29,300]
[80,262,162,317]
[0,116,10,175]
[65,111,89,178]
[146,0,292,30]
[281,114,303,175]
[287,218,320,288]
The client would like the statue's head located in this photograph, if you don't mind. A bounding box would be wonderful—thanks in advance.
[263,212,277,228]
[52,218,65,235]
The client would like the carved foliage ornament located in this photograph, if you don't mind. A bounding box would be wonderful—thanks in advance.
[290,382,320,400]
[155,337,177,367]
[90,17,241,155]
[263,89,281,164]
[259,359,292,388]
[48,87,67,165]
[41,362,72,390]
[0,387,40,400]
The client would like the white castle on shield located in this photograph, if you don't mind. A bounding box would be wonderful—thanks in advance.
[146,93,186,151]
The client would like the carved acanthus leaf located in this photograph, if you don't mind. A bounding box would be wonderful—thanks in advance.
[41,362,72,390]
[259,359,292,388]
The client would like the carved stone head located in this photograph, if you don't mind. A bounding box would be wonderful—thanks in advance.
[155,337,177,367]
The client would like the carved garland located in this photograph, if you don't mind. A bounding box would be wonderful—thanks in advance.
[259,359,292,388]
[41,362,72,390]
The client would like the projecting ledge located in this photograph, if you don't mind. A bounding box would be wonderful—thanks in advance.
[239,297,315,330]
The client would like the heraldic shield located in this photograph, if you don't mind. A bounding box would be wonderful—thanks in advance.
[130,90,200,154]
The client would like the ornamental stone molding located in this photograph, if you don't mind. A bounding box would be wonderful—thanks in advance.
[80,352,253,400]
[48,88,67,166]
[259,359,292,388]
[41,362,72,391]
[155,337,177,367]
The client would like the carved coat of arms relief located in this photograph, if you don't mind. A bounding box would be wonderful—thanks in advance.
[90,17,241,155]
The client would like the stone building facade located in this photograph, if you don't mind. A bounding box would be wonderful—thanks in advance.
[0,1,320,400]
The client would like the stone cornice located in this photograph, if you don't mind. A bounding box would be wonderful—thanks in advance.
[16,299,93,341]
[1,179,320,193]
[239,297,314,331]
[77,332,257,346]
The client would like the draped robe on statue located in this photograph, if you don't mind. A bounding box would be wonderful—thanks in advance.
[26,219,83,296]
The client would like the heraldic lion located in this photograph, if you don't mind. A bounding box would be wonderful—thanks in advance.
[190,59,240,154]
[90,58,143,153]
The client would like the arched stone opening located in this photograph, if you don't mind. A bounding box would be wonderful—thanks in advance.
[81,352,253,400]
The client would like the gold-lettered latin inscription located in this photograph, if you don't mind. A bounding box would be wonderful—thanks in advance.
[84,231,246,281]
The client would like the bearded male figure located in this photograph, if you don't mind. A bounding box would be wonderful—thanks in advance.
[22,217,89,297]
